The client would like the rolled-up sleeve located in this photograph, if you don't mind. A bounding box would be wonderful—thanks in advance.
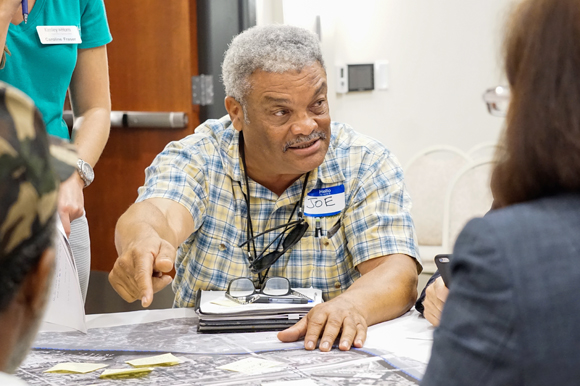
[137,139,210,232]
[343,151,421,270]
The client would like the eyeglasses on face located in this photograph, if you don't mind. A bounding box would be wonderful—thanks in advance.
[482,86,510,117]
[225,276,312,304]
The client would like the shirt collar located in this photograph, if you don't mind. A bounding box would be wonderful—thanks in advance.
[218,117,244,183]
[316,134,346,185]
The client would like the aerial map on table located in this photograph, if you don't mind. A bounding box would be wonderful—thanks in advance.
[20,311,430,385]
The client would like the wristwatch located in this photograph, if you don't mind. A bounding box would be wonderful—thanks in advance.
[76,159,94,187]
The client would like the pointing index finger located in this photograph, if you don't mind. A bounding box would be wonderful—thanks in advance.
[133,248,155,307]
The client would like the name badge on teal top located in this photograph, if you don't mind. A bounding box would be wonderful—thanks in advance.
[304,185,345,217]
[36,26,82,45]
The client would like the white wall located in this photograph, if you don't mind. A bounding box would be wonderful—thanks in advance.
[256,0,284,25]
[256,0,515,166]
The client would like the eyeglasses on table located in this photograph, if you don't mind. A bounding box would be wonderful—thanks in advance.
[225,276,313,305]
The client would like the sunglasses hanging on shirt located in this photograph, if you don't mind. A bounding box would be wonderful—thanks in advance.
[237,132,310,282]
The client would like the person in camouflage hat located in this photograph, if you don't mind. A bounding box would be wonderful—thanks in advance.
[0,81,76,385]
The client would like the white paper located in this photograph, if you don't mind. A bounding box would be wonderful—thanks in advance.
[365,308,435,364]
[217,357,283,374]
[41,219,87,333]
[199,288,322,315]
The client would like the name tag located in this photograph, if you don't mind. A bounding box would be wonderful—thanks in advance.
[36,26,82,44]
[304,185,345,217]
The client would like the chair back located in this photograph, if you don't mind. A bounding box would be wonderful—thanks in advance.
[442,159,495,251]
[405,146,471,246]
[467,142,499,162]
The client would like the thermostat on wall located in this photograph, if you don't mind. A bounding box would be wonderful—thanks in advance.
[347,64,374,92]
[336,60,389,94]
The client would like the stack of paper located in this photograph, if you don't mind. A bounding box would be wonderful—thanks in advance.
[42,219,87,333]
[195,288,322,333]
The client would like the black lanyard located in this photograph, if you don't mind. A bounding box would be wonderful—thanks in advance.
[238,132,310,281]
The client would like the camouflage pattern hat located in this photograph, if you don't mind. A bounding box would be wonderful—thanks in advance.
[0,82,77,261]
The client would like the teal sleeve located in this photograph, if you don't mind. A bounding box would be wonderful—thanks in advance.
[79,0,112,49]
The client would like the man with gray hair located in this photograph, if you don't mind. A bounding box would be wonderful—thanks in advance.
[0,82,77,384]
[110,24,421,351]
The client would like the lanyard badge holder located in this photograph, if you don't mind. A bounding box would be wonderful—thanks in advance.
[304,185,346,251]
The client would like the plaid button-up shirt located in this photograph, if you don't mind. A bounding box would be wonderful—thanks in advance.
[137,116,420,307]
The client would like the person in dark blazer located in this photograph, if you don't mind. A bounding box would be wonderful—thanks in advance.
[421,0,580,384]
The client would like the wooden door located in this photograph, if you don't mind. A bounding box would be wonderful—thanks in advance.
[86,1,199,272]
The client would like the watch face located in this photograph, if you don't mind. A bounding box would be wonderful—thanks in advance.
[81,162,94,182]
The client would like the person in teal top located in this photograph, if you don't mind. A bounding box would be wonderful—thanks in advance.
[0,0,112,139]
[0,0,113,301]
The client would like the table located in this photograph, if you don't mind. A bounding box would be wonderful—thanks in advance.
[19,308,434,385]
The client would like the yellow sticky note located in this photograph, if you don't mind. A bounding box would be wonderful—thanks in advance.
[44,363,108,374]
[99,368,153,379]
[217,357,283,374]
[126,353,183,367]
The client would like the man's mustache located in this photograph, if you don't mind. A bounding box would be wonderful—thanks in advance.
[283,131,327,152]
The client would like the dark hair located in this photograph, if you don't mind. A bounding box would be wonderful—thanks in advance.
[491,0,580,207]
[0,217,54,312]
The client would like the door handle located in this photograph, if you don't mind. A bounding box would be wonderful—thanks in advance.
[63,110,189,129]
